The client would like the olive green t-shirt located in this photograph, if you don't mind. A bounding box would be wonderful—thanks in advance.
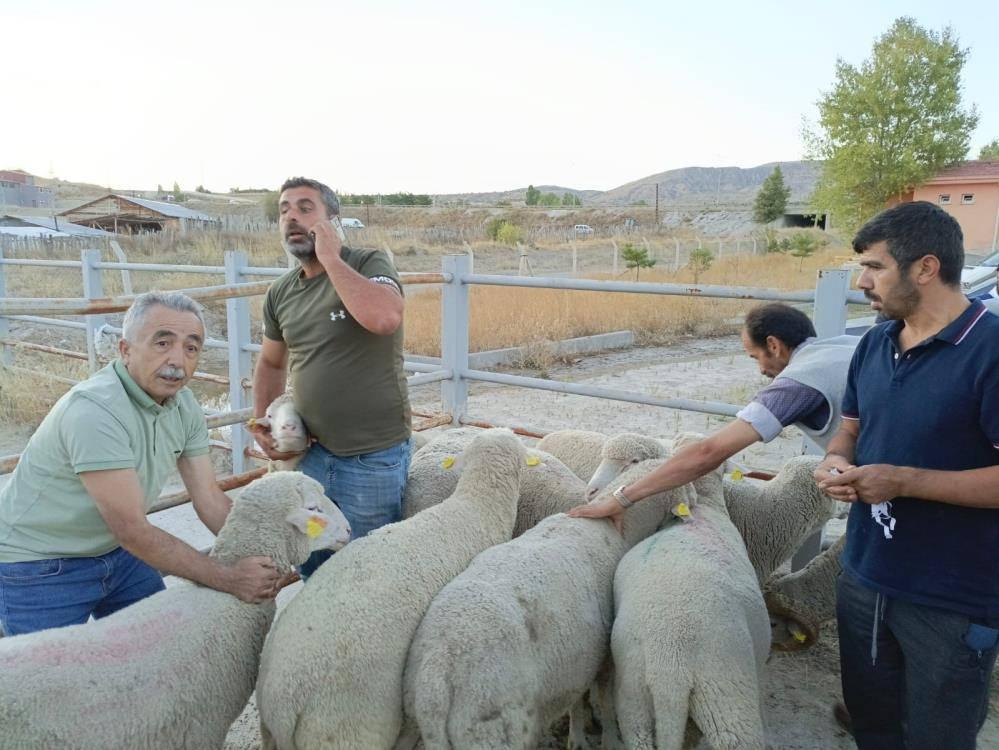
[0,360,210,562]
[262,247,411,456]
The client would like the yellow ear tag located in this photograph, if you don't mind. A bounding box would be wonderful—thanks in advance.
[442,457,455,470]
[792,630,808,644]
[526,455,541,467]
[306,516,327,539]
[673,502,691,519]
[246,417,257,428]
[730,468,744,481]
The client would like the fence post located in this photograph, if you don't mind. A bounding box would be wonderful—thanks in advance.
[225,250,252,474]
[812,268,851,338]
[0,246,10,368]
[571,242,578,276]
[440,254,469,425]
[81,248,106,374]
[611,240,618,276]
[674,238,681,270]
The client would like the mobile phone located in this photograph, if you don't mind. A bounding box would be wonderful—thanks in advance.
[331,216,348,243]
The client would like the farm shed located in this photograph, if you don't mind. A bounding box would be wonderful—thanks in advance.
[59,194,219,234]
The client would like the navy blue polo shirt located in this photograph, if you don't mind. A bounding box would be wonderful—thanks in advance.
[840,301,999,618]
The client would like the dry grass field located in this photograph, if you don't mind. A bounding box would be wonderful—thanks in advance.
[0,226,851,428]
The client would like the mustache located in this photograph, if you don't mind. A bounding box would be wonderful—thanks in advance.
[864,290,881,302]
[284,222,311,239]
[157,366,186,380]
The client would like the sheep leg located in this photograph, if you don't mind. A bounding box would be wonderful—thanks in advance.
[616,665,678,750]
[393,718,422,750]
[688,671,765,750]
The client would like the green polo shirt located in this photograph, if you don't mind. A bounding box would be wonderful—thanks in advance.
[0,360,210,562]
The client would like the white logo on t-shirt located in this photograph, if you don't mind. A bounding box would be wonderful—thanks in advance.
[330,309,346,321]
[871,501,897,539]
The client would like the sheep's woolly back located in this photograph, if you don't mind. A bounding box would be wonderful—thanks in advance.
[535,429,607,482]
[0,473,339,750]
[612,495,770,750]
[403,459,693,749]
[722,455,832,584]
[256,429,527,750]
[405,442,587,536]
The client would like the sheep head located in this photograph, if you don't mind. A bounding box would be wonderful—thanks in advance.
[585,433,668,500]
[211,473,351,571]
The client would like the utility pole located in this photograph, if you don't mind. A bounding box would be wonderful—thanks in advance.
[654,183,659,227]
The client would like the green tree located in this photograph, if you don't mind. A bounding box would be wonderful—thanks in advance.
[980,139,999,160]
[562,192,575,206]
[805,17,978,232]
[753,165,791,224]
[621,243,656,280]
[525,185,540,206]
[195,184,206,193]
[789,233,818,270]
[172,181,182,201]
[156,183,163,194]
[496,221,523,245]
[687,247,713,283]
[262,191,279,222]
[539,192,561,207]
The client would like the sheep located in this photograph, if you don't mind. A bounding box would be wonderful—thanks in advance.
[535,428,608,481]
[582,431,834,587]
[399,458,696,750]
[410,430,431,453]
[0,472,351,750]
[585,432,670,500]
[764,535,844,651]
[255,428,528,750]
[610,437,771,750]
[404,439,588,537]
[251,393,310,471]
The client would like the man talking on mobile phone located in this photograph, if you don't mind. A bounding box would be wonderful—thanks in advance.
[250,177,411,579]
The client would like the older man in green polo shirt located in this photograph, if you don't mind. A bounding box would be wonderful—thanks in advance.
[0,292,281,636]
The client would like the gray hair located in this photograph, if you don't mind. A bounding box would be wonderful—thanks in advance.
[279,177,340,217]
[121,292,205,342]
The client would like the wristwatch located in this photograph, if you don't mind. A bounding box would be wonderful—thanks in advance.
[612,485,634,509]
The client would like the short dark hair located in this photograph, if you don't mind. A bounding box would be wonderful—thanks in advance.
[279,177,340,218]
[743,303,816,349]
[852,201,964,286]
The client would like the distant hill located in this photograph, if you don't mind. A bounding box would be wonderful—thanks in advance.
[438,161,821,207]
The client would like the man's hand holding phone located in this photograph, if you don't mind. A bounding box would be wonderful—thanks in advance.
[309,217,346,269]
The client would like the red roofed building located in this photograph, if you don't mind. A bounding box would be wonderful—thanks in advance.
[900,161,999,252]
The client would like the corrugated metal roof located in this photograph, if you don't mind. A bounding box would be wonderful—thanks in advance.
[0,214,113,237]
[114,195,215,221]
[0,226,71,238]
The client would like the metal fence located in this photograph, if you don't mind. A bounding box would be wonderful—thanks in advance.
[0,249,865,538]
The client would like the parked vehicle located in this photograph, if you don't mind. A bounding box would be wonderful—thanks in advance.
[341,217,365,229]
[573,224,594,237]
[961,250,999,297]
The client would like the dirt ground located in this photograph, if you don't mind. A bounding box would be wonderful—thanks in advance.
[2,334,995,749]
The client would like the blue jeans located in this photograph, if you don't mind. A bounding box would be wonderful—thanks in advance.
[0,547,165,636]
[836,570,999,750]
[297,437,411,580]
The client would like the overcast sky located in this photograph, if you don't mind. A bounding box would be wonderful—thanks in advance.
[3,0,997,194]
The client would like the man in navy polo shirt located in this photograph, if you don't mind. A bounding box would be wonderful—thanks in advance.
[816,201,999,750]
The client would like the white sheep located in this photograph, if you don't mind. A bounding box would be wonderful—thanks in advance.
[399,458,695,750]
[535,428,608,481]
[404,439,587,537]
[582,431,834,587]
[764,534,844,651]
[610,438,771,750]
[256,428,527,750]
[0,472,350,750]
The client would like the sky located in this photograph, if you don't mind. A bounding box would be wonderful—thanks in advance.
[2,0,997,195]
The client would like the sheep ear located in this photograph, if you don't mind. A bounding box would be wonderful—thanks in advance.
[285,508,314,534]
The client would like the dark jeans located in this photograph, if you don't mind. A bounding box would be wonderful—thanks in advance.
[0,547,165,636]
[296,437,411,580]
[837,570,998,750]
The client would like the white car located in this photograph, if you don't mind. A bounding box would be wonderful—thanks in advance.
[573,224,594,237]
[341,217,365,229]
[961,251,999,297]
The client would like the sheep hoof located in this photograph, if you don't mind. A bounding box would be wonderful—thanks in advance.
[764,592,819,652]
